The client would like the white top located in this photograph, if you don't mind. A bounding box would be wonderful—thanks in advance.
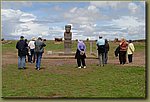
[28,40,35,49]
[127,43,135,54]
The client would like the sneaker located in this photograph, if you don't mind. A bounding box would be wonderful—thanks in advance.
[78,66,81,68]
[83,66,86,68]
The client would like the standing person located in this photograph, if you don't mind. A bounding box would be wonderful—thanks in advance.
[96,36,105,66]
[16,36,28,69]
[127,40,135,63]
[104,39,110,64]
[75,40,86,68]
[119,38,128,65]
[34,37,46,70]
[24,39,30,63]
[28,37,36,63]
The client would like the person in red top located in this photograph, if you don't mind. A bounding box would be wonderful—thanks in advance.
[119,38,128,64]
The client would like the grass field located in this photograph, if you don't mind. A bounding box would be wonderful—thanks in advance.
[2,40,146,98]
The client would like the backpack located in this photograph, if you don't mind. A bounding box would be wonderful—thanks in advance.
[34,41,42,53]
[34,40,46,53]
[98,45,105,53]
[17,40,26,51]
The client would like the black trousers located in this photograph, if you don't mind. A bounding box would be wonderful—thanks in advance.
[77,58,86,67]
[128,54,133,63]
[119,51,127,64]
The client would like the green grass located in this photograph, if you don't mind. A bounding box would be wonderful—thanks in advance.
[2,64,145,98]
[2,40,146,98]
[2,40,18,53]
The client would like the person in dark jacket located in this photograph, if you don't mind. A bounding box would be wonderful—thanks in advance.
[115,45,122,64]
[104,39,109,64]
[115,45,120,57]
[75,40,86,68]
[24,39,30,63]
[16,36,28,69]
[34,37,46,70]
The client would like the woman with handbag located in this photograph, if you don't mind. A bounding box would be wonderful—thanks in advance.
[75,40,86,68]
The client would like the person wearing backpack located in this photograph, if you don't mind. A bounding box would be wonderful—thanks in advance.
[16,36,28,69]
[127,40,135,63]
[96,36,105,66]
[119,38,128,64]
[34,37,46,70]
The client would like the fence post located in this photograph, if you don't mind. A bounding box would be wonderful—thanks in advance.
[90,41,92,54]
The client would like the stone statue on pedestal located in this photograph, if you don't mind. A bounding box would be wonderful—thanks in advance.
[64,25,72,54]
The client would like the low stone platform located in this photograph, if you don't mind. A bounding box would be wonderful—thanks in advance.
[43,51,97,59]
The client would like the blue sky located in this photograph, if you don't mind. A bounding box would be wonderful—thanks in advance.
[1,1,145,40]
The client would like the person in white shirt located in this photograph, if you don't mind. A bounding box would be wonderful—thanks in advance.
[127,40,135,63]
[28,37,36,63]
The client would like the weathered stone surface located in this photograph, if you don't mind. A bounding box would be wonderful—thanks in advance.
[64,25,72,54]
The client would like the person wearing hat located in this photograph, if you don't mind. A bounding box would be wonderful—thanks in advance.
[127,40,135,63]
[34,37,46,70]
[16,36,28,69]
[28,37,36,63]
[96,36,105,66]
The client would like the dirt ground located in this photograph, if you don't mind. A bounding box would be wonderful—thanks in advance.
[2,50,145,68]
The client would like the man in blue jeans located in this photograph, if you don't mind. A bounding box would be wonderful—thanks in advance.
[16,36,28,69]
[34,37,46,70]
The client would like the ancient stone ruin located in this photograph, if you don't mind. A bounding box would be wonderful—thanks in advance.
[64,25,72,54]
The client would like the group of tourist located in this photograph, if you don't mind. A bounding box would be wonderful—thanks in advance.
[115,38,135,65]
[16,36,46,70]
[16,35,135,70]
[75,36,135,68]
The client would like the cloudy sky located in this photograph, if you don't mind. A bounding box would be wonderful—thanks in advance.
[1,1,145,40]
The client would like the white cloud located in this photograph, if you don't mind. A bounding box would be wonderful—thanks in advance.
[63,5,102,39]
[19,13,36,22]
[112,16,144,28]
[88,5,99,12]
[2,9,22,20]
[128,2,139,13]
[90,1,121,9]
[70,7,77,13]
[110,16,145,40]
[2,2,145,40]
[2,9,49,39]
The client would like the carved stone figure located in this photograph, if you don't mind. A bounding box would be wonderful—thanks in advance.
[64,25,72,54]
